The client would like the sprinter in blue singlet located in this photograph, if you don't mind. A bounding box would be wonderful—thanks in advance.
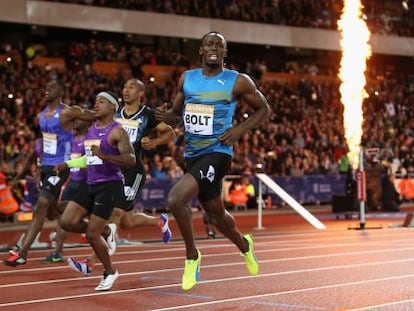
[4,79,96,267]
[155,31,271,290]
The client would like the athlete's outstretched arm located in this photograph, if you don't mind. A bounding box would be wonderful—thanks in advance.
[60,105,96,132]
[155,73,185,126]
[141,122,175,150]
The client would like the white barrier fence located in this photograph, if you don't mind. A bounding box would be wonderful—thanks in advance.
[256,173,327,230]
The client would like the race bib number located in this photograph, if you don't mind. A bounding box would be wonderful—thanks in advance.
[43,132,57,155]
[184,104,214,135]
[84,139,103,165]
[116,118,142,142]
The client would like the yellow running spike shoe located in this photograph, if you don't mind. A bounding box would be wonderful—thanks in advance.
[241,234,259,275]
[182,248,201,290]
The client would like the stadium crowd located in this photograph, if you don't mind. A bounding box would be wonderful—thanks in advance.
[1,39,413,183]
[0,0,413,215]
[42,0,414,37]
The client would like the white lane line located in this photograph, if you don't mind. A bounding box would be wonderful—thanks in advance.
[1,239,414,280]
[250,301,327,310]
[0,227,411,263]
[1,233,413,275]
[149,273,414,311]
[1,257,414,307]
[348,298,414,310]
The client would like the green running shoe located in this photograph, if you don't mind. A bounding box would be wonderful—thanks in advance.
[181,249,201,291]
[241,234,259,275]
[41,252,63,263]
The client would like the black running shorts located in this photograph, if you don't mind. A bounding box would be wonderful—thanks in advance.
[185,152,231,203]
[114,167,146,212]
[39,165,70,202]
[71,180,124,220]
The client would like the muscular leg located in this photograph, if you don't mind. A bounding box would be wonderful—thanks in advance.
[120,210,158,229]
[88,207,124,264]
[166,173,199,259]
[19,195,50,258]
[109,207,124,228]
[60,201,114,273]
[202,197,249,253]
[53,201,69,255]
[46,199,59,221]
[88,208,161,264]
[87,215,116,274]
[53,224,67,255]
[59,201,89,234]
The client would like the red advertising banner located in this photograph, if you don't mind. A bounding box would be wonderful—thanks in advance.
[356,171,366,202]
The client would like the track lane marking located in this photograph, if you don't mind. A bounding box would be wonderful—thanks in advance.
[1,257,414,307]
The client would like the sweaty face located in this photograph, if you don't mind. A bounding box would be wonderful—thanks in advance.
[94,96,116,118]
[44,80,63,102]
[122,79,144,104]
[200,34,227,68]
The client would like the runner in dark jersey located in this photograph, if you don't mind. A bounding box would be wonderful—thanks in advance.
[113,79,174,242]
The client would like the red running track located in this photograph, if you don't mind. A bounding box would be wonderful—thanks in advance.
[1,209,414,310]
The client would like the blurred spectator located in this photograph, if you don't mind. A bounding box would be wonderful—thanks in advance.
[229,178,248,211]
[151,160,168,179]
[398,175,414,201]
[167,158,184,180]
[241,175,257,209]
[40,0,414,37]
[0,20,413,186]
[381,173,401,211]
[0,171,19,219]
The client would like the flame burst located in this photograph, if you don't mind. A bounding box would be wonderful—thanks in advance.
[338,0,371,169]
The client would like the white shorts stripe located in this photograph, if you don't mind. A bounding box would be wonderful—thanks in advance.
[126,173,143,201]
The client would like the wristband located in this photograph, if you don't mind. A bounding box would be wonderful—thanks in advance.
[66,155,87,168]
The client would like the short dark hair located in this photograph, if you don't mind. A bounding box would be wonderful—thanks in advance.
[55,79,66,94]
[130,79,145,92]
[201,31,226,45]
